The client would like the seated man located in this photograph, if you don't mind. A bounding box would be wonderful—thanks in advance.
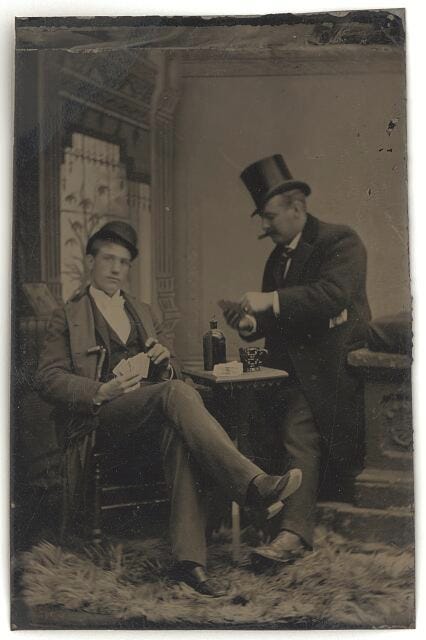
[36,220,302,598]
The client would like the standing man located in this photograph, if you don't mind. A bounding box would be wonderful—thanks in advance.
[223,154,371,565]
[37,220,302,597]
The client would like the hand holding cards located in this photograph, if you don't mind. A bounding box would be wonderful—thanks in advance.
[112,353,150,394]
[93,366,146,404]
[218,299,243,317]
[106,338,170,399]
[113,352,151,380]
[218,298,244,329]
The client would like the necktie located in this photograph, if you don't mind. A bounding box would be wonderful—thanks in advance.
[274,246,295,285]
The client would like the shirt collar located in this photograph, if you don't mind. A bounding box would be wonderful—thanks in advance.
[286,231,302,252]
[89,285,124,307]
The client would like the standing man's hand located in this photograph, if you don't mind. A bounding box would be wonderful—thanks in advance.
[222,309,256,335]
[240,292,274,315]
[223,306,243,329]
[237,315,256,333]
[93,371,143,404]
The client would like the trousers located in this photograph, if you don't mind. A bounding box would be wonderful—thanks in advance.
[251,386,320,548]
[97,379,262,567]
[277,388,321,547]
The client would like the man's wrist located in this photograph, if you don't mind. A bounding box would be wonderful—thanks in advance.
[93,386,105,406]
[92,393,104,415]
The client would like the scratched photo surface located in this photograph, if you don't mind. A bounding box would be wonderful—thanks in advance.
[11,11,413,630]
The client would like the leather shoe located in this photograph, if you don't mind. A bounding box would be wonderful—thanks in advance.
[247,468,302,520]
[170,563,229,598]
[252,530,307,565]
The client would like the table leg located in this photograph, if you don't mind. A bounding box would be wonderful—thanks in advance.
[231,501,240,564]
[230,387,253,565]
[231,422,241,565]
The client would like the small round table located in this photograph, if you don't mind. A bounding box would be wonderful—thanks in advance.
[183,366,289,563]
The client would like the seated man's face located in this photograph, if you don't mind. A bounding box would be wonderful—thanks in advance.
[87,241,132,296]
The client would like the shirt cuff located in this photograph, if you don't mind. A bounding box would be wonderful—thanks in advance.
[272,291,280,317]
[92,397,103,414]
[239,314,257,337]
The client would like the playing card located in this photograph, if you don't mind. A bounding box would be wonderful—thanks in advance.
[113,358,131,377]
[112,360,123,376]
[127,352,150,378]
[217,299,243,318]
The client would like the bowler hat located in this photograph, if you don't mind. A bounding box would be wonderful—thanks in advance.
[86,220,139,260]
[240,154,311,216]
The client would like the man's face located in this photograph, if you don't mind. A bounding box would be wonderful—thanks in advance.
[259,193,302,245]
[87,241,132,296]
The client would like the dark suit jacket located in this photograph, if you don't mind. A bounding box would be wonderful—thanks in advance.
[36,286,181,439]
[243,213,371,470]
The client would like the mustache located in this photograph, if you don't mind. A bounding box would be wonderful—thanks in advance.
[257,232,271,240]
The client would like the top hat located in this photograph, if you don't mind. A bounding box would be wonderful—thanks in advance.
[86,220,139,260]
[240,154,311,216]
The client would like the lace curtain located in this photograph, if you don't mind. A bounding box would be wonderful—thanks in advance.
[59,132,150,302]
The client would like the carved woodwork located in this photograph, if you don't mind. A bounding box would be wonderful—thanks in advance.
[36,50,158,303]
[38,54,63,300]
[150,54,182,345]
[381,392,413,451]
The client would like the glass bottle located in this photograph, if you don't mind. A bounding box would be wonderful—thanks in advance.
[203,319,227,371]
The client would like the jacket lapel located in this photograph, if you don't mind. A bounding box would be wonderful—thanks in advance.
[90,299,111,354]
[122,293,151,346]
[283,213,319,287]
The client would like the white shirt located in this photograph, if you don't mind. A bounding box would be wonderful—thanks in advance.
[240,232,303,337]
[89,285,131,344]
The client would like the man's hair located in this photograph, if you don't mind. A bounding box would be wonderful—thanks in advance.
[278,189,307,211]
[87,236,133,259]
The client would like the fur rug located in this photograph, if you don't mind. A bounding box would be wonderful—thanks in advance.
[19,527,414,628]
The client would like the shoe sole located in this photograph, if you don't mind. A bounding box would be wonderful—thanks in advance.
[177,581,228,599]
[263,468,303,520]
[251,548,305,565]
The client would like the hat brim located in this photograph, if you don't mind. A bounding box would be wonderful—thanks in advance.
[251,180,311,217]
[87,230,139,260]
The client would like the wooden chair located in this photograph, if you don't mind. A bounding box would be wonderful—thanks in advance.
[60,383,214,545]
[58,423,167,544]
[91,438,169,544]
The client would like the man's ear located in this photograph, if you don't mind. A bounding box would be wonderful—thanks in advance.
[290,201,300,219]
[293,200,305,219]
